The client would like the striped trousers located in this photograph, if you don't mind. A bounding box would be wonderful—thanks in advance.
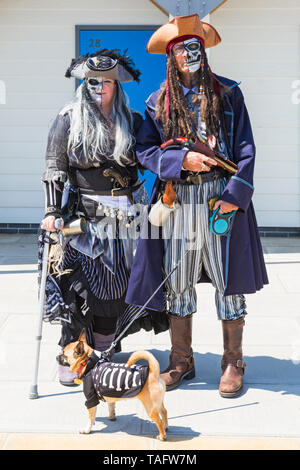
[162,177,247,320]
[62,240,129,301]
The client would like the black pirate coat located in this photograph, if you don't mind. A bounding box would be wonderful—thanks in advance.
[125,74,269,315]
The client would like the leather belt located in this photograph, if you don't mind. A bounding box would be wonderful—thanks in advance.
[183,168,227,185]
[78,180,144,198]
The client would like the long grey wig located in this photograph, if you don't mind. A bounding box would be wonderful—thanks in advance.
[63,80,136,166]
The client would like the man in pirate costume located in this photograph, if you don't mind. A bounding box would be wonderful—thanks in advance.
[40,49,150,385]
[124,14,268,397]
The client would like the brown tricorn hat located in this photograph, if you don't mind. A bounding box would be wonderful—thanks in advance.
[146,13,221,54]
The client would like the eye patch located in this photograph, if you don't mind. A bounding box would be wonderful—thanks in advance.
[88,78,101,86]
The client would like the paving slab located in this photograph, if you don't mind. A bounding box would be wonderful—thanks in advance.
[0,234,300,449]
[1,433,300,450]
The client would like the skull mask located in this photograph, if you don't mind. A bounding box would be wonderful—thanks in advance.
[184,38,202,73]
[86,77,103,106]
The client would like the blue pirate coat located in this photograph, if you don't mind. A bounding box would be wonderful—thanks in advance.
[125,74,268,314]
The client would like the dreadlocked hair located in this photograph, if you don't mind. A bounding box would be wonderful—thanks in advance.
[156,42,230,143]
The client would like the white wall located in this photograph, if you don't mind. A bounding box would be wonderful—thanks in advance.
[210,0,300,227]
[1,0,299,227]
[0,0,167,223]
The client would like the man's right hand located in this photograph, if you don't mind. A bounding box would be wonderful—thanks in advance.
[41,215,64,232]
[183,151,217,172]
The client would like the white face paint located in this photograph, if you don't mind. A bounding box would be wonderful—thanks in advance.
[183,38,202,73]
[86,77,103,106]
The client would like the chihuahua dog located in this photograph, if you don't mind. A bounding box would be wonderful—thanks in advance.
[62,329,168,440]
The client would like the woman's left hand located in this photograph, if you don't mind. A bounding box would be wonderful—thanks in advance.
[213,199,239,214]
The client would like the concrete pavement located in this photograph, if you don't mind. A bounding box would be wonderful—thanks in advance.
[0,233,300,450]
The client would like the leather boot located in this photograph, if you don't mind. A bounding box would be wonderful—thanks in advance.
[160,313,195,391]
[219,317,246,398]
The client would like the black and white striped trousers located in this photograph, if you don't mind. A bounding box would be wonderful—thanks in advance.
[62,241,129,301]
[162,177,247,320]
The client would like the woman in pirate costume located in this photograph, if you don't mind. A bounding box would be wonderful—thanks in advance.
[124,14,268,397]
[40,49,149,385]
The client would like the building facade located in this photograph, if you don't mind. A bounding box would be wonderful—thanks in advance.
[0,0,299,234]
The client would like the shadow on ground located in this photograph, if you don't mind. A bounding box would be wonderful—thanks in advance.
[114,349,300,397]
[94,413,199,439]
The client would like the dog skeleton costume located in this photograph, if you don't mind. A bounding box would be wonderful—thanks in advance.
[124,14,268,395]
[80,352,149,409]
[40,49,152,385]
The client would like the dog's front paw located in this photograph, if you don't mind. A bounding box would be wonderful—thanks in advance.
[157,433,166,441]
[79,425,92,434]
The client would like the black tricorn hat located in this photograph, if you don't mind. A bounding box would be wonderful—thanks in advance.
[65,48,141,83]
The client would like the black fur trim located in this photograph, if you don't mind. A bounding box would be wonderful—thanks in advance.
[65,48,141,82]
[65,53,89,78]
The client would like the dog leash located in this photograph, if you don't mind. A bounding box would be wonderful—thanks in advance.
[103,205,237,357]
[102,242,197,359]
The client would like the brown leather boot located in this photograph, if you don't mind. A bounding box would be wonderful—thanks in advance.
[160,313,195,391]
[219,317,246,398]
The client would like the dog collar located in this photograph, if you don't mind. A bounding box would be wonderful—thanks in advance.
[77,351,104,381]
[77,360,87,377]
[73,360,87,385]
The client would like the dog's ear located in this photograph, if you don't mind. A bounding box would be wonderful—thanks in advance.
[78,328,87,343]
[74,341,84,357]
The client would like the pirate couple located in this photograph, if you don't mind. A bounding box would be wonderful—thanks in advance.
[41,14,268,397]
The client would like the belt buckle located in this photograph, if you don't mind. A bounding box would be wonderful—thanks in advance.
[188,173,201,185]
[193,173,203,184]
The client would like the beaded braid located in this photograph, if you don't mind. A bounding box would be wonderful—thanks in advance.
[198,47,218,139]
[156,53,197,140]
[156,42,230,143]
